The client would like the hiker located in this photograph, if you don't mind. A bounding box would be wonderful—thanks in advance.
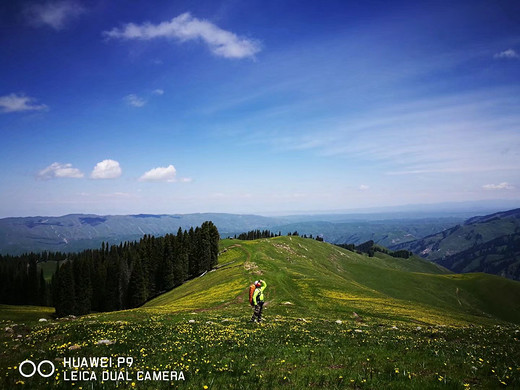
[250,279,267,322]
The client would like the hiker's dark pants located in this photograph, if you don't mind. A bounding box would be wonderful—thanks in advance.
[251,302,264,321]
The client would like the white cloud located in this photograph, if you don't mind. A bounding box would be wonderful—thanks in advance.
[359,184,370,191]
[139,165,177,182]
[124,94,147,107]
[103,12,261,59]
[494,49,519,59]
[153,89,164,95]
[0,93,48,113]
[482,182,514,190]
[91,159,122,179]
[24,0,85,30]
[37,162,84,180]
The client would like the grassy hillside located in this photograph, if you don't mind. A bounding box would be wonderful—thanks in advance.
[2,237,520,389]
[392,209,520,281]
[145,237,520,326]
[436,233,520,280]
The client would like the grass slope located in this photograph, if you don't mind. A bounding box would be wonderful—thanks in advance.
[146,237,520,326]
[2,237,520,389]
[436,233,520,280]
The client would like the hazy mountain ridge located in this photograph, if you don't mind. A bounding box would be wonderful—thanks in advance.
[0,212,467,256]
[391,208,520,280]
[436,233,520,280]
[464,208,520,225]
[271,218,464,247]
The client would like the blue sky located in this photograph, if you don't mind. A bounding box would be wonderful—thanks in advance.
[1,0,519,217]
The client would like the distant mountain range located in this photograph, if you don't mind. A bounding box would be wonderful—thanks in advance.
[270,218,465,247]
[391,209,520,280]
[0,212,468,256]
[1,208,519,282]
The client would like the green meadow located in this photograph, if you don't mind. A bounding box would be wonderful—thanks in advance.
[2,236,520,389]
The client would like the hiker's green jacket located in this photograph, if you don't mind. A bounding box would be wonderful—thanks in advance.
[252,280,267,305]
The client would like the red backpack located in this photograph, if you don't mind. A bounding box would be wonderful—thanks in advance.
[249,283,256,306]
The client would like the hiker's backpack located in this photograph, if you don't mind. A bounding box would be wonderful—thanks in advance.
[249,283,256,306]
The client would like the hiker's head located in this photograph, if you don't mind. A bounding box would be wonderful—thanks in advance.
[255,281,262,287]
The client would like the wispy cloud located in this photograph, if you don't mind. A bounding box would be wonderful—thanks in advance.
[483,182,514,190]
[152,89,164,95]
[0,93,48,113]
[91,159,122,179]
[262,88,520,177]
[359,184,370,191]
[494,49,519,59]
[124,94,147,107]
[37,162,84,180]
[103,12,261,59]
[24,0,86,30]
[139,165,177,182]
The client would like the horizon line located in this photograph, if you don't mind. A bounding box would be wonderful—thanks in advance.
[1,199,519,220]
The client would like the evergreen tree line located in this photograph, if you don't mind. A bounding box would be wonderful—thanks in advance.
[0,252,55,306]
[0,222,219,317]
[53,221,219,316]
[234,229,324,241]
[235,230,280,240]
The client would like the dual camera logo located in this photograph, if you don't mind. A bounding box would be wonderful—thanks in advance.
[18,360,55,378]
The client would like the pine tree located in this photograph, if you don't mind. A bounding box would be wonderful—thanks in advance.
[55,262,76,317]
[104,249,122,311]
[160,240,175,291]
[128,257,147,308]
[73,258,92,315]
[119,252,130,308]
[51,260,61,308]
[203,221,220,268]
[187,227,197,278]
[27,259,39,305]
[39,269,48,306]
